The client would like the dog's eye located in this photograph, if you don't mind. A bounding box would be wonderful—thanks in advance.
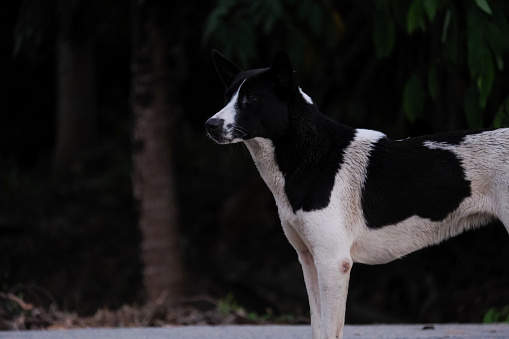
[242,94,257,105]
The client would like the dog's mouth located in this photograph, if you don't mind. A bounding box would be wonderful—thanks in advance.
[205,118,249,144]
[206,132,231,144]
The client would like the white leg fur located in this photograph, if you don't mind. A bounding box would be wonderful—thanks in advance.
[316,257,351,339]
[281,221,322,338]
[286,222,350,339]
[292,215,353,339]
[298,250,321,339]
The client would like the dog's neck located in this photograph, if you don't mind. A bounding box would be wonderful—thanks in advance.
[244,99,356,213]
[243,99,323,195]
[244,137,287,204]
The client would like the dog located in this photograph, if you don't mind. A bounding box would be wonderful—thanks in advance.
[205,50,509,339]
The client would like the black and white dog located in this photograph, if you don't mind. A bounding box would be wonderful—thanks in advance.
[205,50,509,339]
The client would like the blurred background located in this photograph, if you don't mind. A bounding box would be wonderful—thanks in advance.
[1,0,509,330]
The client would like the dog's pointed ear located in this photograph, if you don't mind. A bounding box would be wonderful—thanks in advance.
[212,50,242,87]
[270,49,296,95]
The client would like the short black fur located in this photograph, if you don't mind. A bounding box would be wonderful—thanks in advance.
[412,129,491,145]
[274,96,356,213]
[217,50,357,213]
[361,136,472,229]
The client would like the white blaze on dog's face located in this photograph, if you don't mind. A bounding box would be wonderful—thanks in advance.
[205,50,299,144]
[206,79,246,144]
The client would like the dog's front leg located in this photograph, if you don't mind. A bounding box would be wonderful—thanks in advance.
[315,253,352,339]
[282,222,322,338]
[298,250,321,339]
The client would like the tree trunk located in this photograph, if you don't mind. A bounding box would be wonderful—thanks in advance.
[52,0,97,178]
[131,1,186,303]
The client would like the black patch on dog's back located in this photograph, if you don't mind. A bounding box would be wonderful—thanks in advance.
[361,136,472,229]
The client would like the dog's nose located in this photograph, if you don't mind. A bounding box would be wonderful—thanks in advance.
[205,118,224,131]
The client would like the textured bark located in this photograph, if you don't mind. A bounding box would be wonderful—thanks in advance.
[131,1,186,302]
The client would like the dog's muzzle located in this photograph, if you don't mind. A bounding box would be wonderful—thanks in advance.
[205,118,225,143]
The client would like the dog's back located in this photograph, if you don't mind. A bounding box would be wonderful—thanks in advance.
[352,128,509,264]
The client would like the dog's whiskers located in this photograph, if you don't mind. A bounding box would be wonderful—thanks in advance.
[231,125,249,138]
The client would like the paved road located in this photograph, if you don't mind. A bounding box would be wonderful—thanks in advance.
[1,324,508,339]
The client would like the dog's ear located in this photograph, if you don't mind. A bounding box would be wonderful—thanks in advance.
[212,50,242,87]
[270,49,296,96]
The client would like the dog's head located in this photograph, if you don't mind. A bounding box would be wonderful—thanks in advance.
[206,50,300,144]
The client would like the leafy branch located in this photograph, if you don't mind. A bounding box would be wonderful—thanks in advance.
[203,0,344,70]
[374,0,509,127]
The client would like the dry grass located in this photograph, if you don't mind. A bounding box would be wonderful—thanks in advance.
[0,293,308,331]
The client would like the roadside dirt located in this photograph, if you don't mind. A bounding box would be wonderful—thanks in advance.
[0,293,309,331]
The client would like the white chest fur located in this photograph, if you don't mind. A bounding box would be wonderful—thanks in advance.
[243,130,385,254]
[244,138,291,214]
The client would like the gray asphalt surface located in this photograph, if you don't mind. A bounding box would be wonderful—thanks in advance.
[1,324,509,339]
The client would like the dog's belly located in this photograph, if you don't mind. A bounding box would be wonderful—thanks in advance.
[350,211,494,265]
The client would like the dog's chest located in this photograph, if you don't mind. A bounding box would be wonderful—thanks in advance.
[244,130,383,226]
[244,138,289,211]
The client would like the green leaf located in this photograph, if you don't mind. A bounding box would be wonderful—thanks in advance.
[441,10,451,43]
[250,0,283,34]
[494,54,504,71]
[390,1,411,30]
[203,0,237,41]
[403,74,425,122]
[483,306,509,323]
[476,50,495,108]
[427,64,439,102]
[475,0,493,16]
[466,7,488,80]
[466,30,481,73]
[423,0,439,22]
[486,21,509,60]
[442,10,460,64]
[373,5,396,58]
[407,0,427,33]
[493,97,509,128]
[483,308,498,323]
[464,85,483,129]
[492,5,509,49]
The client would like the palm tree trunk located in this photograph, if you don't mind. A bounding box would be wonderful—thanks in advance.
[131,0,186,302]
